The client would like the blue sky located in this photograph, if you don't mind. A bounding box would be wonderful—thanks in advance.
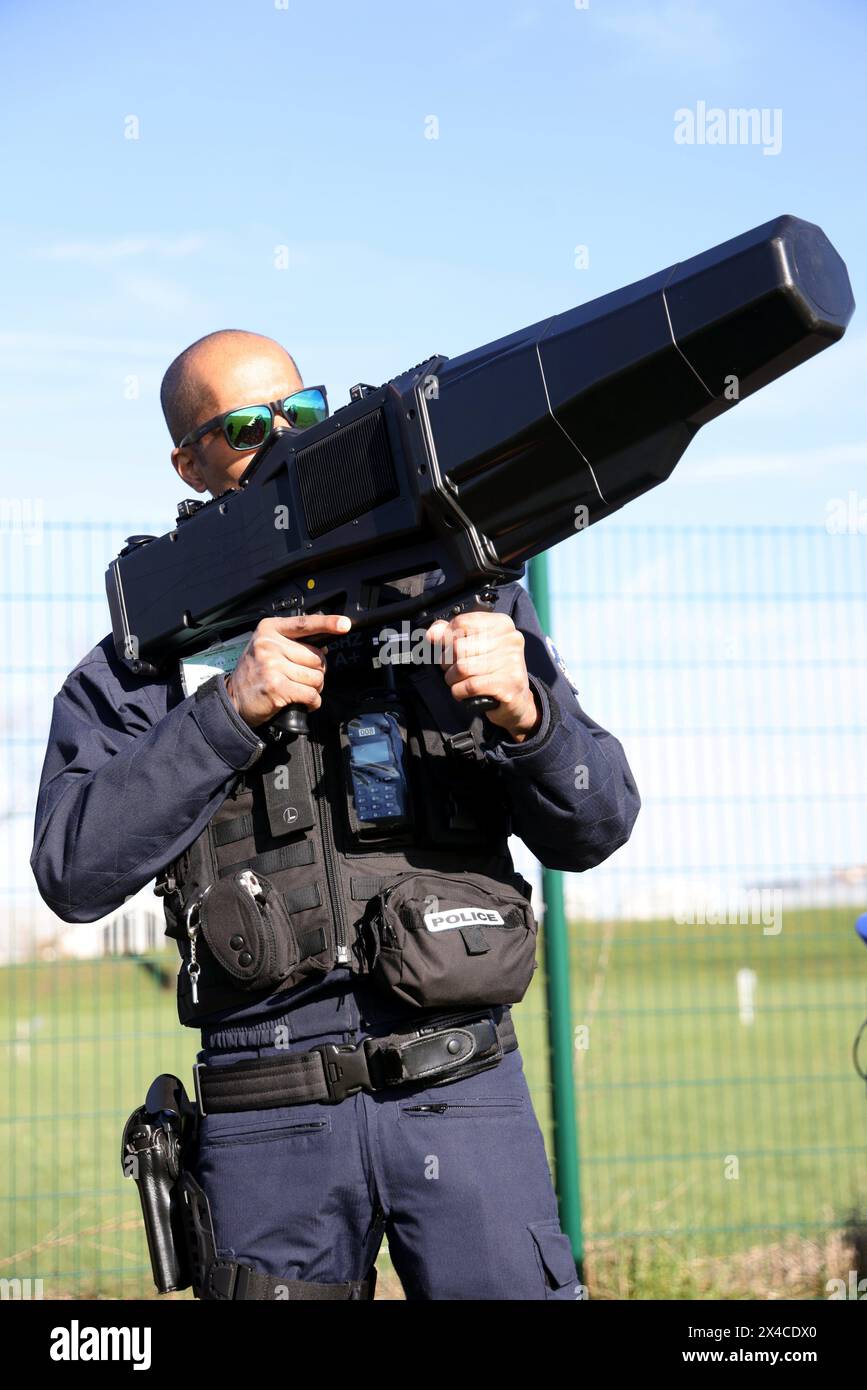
[0,0,864,529]
[4,0,867,932]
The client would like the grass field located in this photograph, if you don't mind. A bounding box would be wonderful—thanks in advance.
[2,904,865,1300]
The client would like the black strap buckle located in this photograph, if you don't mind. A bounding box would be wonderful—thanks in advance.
[153,871,176,898]
[208,1260,243,1299]
[312,1040,376,1103]
[443,729,482,761]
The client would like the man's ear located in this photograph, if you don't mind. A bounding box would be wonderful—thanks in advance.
[171,445,209,494]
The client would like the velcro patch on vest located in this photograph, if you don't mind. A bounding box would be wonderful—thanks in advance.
[422,906,506,933]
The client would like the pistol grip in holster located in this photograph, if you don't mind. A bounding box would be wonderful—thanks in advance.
[122,1074,378,1301]
[121,1073,198,1295]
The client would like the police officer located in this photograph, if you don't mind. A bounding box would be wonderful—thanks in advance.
[31,329,640,1301]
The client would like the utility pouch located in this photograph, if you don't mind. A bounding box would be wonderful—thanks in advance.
[330,687,415,848]
[359,870,538,1010]
[198,870,300,991]
[120,1074,197,1294]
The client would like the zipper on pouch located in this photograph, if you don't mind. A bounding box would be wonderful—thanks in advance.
[310,724,351,964]
[237,870,278,978]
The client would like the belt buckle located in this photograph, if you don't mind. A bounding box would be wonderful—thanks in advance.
[312,1040,372,1103]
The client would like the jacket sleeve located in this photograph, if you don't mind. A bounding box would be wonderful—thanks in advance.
[30,645,266,924]
[480,582,640,872]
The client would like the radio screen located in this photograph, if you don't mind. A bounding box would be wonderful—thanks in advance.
[351,737,391,765]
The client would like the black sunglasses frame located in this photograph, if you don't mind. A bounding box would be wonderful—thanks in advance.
[178,385,329,451]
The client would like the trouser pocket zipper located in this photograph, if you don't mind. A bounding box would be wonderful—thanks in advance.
[402,1100,523,1115]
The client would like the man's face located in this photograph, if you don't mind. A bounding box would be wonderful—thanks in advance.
[171,345,304,497]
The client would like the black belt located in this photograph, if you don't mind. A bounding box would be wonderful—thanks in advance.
[205,1260,377,1301]
[194,1008,516,1115]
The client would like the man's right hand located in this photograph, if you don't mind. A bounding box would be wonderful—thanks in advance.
[225,614,352,728]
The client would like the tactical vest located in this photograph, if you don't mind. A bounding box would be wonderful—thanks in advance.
[156,609,539,1028]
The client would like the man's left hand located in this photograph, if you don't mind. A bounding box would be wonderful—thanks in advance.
[424,611,542,743]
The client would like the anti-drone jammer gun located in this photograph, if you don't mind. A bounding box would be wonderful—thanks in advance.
[107,214,853,701]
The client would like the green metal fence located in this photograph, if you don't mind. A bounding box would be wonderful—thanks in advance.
[543,522,867,1299]
[2,519,865,1299]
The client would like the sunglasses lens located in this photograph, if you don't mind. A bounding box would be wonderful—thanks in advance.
[282,388,328,430]
[224,405,271,450]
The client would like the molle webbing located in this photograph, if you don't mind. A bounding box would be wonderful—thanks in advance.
[216,835,315,877]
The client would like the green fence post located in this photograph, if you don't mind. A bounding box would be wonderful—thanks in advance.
[527,554,584,1281]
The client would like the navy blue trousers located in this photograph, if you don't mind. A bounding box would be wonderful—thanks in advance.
[192,1011,579,1301]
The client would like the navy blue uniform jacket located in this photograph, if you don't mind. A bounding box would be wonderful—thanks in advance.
[29,580,640,1032]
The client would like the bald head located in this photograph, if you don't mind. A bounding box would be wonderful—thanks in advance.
[160,329,301,446]
[162,329,306,498]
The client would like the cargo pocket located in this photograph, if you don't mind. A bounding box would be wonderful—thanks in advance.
[528,1221,579,1300]
[358,869,538,1010]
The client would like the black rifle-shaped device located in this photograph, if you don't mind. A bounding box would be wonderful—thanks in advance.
[106,214,854,728]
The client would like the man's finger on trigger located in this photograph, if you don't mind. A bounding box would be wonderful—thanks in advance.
[272,613,352,638]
